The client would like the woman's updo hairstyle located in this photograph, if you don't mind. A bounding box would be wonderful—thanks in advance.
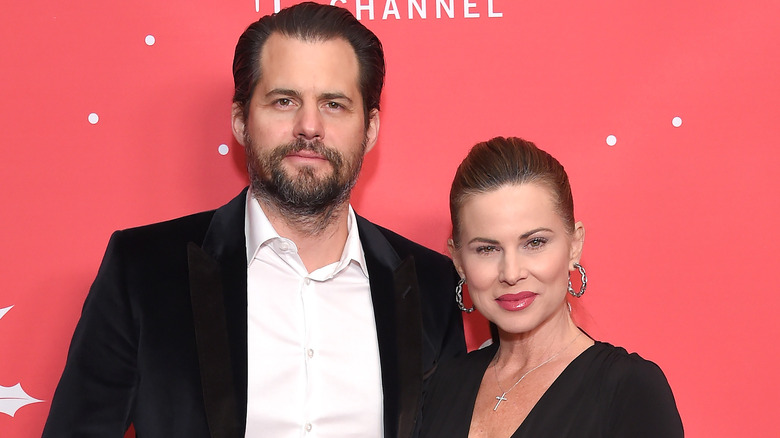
[449,136,575,246]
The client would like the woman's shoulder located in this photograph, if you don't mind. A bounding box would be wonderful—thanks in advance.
[585,341,670,384]
[438,341,497,375]
[582,341,683,435]
[426,341,496,392]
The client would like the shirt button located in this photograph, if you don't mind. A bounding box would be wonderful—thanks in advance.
[307,348,314,358]
[304,278,311,285]
[305,423,313,432]
[279,242,290,252]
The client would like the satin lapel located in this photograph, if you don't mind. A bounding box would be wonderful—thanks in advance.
[392,257,423,438]
[188,188,249,438]
[358,216,423,438]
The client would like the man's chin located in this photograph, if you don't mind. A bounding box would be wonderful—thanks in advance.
[280,166,337,186]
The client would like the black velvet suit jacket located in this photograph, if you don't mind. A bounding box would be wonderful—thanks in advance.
[43,189,466,438]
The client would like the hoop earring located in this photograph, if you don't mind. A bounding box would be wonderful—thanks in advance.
[455,278,474,313]
[567,263,587,298]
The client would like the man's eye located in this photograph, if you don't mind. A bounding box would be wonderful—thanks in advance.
[326,102,342,109]
[277,98,292,106]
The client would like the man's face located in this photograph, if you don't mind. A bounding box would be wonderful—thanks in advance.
[232,33,379,214]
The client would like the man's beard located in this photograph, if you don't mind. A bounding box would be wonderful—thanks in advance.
[245,135,365,223]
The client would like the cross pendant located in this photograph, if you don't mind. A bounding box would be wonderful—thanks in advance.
[494,392,508,411]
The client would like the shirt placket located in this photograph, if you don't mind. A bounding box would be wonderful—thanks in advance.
[301,272,315,436]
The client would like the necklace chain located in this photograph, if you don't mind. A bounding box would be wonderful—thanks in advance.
[492,332,582,411]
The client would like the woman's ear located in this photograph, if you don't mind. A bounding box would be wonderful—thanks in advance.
[570,221,585,267]
[447,238,464,278]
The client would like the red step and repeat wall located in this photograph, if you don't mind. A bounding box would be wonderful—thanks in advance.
[2,0,778,436]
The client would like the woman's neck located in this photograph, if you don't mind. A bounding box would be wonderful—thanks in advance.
[493,307,584,371]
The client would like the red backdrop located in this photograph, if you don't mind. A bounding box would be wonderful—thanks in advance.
[2,1,778,436]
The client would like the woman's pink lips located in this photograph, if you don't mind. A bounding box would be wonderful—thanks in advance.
[496,292,536,311]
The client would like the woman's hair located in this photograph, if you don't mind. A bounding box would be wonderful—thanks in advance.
[450,136,575,246]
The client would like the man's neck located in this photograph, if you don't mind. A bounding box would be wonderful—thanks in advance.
[255,195,351,273]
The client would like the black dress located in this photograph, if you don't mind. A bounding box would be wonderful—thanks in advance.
[420,341,683,437]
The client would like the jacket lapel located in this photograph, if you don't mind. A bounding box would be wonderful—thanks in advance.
[187,196,423,438]
[358,216,423,438]
[189,188,249,438]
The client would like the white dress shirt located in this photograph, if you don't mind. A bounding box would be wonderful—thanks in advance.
[243,195,384,438]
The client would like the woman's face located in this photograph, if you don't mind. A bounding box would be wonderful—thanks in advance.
[450,183,584,335]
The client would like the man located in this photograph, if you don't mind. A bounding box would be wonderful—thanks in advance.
[43,3,465,438]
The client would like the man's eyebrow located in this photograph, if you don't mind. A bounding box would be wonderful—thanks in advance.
[320,92,353,104]
[265,88,301,98]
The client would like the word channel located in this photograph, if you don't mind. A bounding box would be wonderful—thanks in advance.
[256,1,504,20]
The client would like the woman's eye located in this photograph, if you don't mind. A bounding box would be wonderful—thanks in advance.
[475,245,498,255]
[525,237,547,249]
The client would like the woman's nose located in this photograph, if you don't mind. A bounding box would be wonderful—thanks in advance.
[498,251,527,285]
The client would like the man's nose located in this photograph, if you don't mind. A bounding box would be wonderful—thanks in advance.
[294,103,324,140]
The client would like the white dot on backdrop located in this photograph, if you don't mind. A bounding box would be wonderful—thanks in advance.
[218,144,229,155]
[88,113,99,124]
[606,135,617,146]
[672,116,683,127]
[145,35,156,46]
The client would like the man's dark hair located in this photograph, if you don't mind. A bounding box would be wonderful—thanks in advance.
[232,2,385,125]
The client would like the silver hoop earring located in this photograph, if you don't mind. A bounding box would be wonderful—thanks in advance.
[567,263,587,298]
[455,278,474,313]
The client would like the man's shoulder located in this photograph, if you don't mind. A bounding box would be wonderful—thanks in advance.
[356,215,450,263]
[104,210,218,263]
[113,189,247,250]
[118,209,216,243]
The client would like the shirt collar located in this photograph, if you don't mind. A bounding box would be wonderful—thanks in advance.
[245,193,369,278]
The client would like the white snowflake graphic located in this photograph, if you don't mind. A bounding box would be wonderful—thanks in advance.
[0,306,45,417]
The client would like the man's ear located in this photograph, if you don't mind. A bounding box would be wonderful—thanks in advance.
[231,102,246,147]
[570,221,585,267]
[363,109,380,153]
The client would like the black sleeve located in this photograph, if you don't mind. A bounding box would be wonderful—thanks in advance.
[611,358,684,438]
[437,264,467,362]
[42,231,137,437]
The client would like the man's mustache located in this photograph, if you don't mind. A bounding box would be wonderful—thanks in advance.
[276,139,343,166]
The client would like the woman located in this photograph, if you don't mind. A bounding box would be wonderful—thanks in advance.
[420,137,683,437]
